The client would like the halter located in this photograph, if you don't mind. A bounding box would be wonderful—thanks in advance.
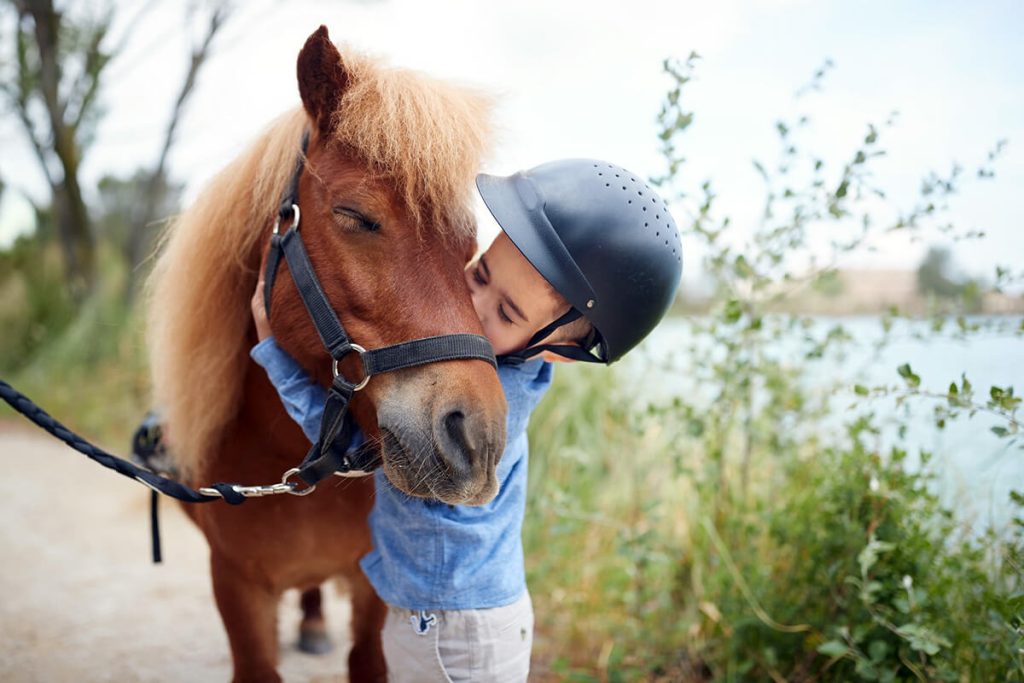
[262,131,497,486]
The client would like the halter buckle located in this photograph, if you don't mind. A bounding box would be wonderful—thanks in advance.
[272,204,301,235]
[332,343,370,391]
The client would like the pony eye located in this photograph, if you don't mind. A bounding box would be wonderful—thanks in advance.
[332,206,381,233]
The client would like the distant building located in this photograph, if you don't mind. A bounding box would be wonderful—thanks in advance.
[780,269,1023,315]
[836,269,919,312]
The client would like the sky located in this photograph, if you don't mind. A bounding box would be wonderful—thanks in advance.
[1,0,1021,285]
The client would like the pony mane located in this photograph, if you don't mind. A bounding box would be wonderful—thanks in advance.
[147,51,492,476]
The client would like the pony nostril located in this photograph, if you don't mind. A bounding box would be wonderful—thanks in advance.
[439,410,474,476]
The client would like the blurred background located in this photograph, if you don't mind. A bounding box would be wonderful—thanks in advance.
[0,1,1021,681]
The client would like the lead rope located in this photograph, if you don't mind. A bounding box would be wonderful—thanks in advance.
[150,490,162,563]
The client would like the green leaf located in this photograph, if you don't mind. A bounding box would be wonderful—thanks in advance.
[733,255,753,278]
[817,640,850,659]
[723,299,743,324]
[991,426,1009,438]
[896,623,950,656]
[897,363,921,388]
[858,535,895,577]
[854,384,870,396]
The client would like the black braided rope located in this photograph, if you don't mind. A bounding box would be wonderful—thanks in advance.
[0,379,245,505]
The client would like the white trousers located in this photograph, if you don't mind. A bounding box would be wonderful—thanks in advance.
[381,592,533,683]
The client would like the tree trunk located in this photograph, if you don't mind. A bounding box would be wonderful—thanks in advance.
[17,0,97,301]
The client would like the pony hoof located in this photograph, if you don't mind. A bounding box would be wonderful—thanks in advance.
[298,627,333,655]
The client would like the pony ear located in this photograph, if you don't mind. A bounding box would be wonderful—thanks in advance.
[297,25,349,136]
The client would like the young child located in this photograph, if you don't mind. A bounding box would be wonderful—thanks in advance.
[250,159,681,681]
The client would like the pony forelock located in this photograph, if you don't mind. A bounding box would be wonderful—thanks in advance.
[330,50,493,241]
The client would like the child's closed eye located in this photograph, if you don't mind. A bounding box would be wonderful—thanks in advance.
[498,304,514,325]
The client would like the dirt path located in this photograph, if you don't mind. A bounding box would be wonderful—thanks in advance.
[0,425,353,682]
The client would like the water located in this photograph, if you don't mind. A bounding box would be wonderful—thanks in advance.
[627,315,1024,531]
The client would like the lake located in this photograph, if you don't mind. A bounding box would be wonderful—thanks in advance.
[626,315,1024,531]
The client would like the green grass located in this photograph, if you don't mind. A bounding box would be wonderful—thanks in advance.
[524,364,1024,682]
[0,247,148,449]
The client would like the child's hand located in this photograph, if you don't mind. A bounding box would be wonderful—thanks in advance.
[251,276,272,341]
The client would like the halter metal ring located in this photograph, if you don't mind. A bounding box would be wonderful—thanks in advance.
[332,343,370,391]
[281,467,316,496]
[272,204,301,235]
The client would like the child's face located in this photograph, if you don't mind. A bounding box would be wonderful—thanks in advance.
[465,233,568,356]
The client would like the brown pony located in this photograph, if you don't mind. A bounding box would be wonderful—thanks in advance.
[147,27,507,682]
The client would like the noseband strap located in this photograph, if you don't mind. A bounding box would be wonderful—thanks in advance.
[263,131,497,485]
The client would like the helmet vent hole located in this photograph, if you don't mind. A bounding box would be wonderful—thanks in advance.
[605,183,610,187]
[622,186,627,190]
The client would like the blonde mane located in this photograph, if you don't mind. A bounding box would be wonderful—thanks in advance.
[147,50,492,475]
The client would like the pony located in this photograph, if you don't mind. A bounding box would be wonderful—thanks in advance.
[146,26,507,682]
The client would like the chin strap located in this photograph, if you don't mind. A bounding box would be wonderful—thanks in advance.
[497,307,605,366]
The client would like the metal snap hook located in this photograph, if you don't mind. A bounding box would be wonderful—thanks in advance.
[281,467,316,496]
[332,343,370,391]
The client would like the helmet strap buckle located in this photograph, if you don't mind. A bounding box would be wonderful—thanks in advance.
[497,307,605,365]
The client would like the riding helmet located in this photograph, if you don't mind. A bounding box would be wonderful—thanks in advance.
[476,159,682,364]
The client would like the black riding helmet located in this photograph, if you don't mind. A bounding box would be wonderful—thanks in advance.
[476,158,683,364]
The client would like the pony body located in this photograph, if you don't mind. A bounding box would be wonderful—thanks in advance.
[146,27,505,681]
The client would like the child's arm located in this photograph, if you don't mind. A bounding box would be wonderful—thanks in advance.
[250,336,328,443]
[250,276,363,450]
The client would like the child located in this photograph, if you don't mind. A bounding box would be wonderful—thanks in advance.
[250,159,681,681]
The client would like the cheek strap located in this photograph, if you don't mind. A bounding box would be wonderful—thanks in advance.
[497,307,605,365]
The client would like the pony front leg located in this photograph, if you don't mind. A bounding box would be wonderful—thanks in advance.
[210,553,283,683]
[346,569,387,682]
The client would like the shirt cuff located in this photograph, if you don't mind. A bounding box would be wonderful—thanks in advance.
[250,336,280,368]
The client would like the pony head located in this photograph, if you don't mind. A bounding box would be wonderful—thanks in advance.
[148,27,507,505]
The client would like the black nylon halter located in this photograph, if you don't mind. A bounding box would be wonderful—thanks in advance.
[263,132,497,485]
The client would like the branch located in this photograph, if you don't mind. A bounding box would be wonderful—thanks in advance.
[68,13,112,132]
[1,75,58,189]
[152,3,229,179]
[108,0,159,57]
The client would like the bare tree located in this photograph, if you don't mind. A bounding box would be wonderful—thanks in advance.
[1,0,116,300]
[124,2,230,302]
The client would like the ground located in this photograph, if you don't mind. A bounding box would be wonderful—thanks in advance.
[0,425,354,683]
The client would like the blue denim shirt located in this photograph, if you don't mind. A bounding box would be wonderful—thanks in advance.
[251,337,553,610]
